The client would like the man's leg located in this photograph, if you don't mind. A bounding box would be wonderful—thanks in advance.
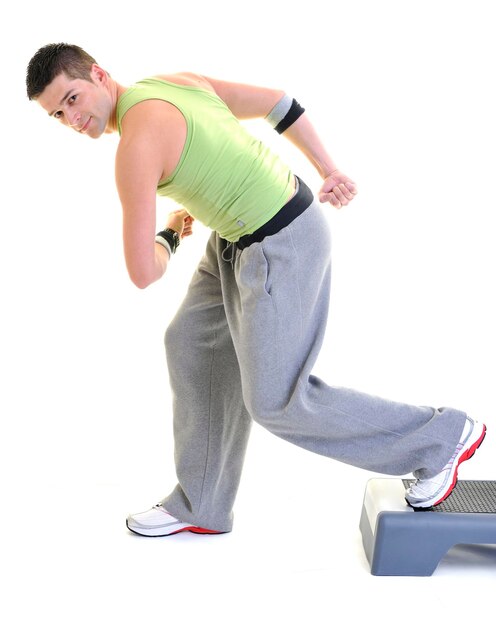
[222,201,472,481]
[158,235,252,533]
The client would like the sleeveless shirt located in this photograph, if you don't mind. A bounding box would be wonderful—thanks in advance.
[116,77,293,242]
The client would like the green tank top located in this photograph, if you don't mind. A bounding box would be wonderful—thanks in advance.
[116,77,293,242]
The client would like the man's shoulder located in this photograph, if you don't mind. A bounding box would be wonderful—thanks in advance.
[119,97,186,139]
[116,95,188,182]
[153,72,216,94]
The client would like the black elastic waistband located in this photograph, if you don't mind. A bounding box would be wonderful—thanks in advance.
[236,176,313,250]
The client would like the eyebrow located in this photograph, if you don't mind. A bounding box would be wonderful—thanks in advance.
[48,89,75,117]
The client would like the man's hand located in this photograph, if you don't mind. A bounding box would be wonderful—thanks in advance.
[165,208,195,238]
[319,170,357,209]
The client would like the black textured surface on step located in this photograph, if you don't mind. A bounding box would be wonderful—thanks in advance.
[402,479,496,513]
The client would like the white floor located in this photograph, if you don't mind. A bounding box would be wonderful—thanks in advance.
[5,420,494,626]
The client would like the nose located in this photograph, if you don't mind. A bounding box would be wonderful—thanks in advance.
[66,109,82,129]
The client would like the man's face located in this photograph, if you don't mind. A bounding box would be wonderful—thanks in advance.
[37,65,113,139]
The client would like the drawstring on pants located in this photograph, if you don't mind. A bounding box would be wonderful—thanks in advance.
[221,240,237,268]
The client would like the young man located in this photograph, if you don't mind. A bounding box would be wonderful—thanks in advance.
[27,43,486,536]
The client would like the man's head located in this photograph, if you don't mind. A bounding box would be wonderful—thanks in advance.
[26,43,97,101]
[27,43,117,138]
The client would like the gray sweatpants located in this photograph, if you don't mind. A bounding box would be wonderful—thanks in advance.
[161,200,466,532]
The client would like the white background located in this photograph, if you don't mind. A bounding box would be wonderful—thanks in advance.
[2,0,495,623]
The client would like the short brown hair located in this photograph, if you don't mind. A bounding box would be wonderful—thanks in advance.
[26,43,97,100]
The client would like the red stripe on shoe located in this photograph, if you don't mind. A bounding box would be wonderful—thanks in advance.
[433,424,487,507]
[187,526,223,534]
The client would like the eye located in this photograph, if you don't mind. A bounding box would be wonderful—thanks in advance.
[52,94,77,120]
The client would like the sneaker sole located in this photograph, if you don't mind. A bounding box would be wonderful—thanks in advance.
[408,423,487,510]
[126,520,225,537]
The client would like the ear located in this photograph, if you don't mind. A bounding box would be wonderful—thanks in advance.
[90,64,108,85]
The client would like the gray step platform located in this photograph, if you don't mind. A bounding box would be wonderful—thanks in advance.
[359,478,496,576]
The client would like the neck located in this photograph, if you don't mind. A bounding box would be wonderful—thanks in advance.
[105,79,128,134]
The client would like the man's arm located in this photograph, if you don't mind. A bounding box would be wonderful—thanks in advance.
[201,76,286,120]
[115,100,188,288]
[282,114,357,208]
[115,136,168,289]
[202,75,357,208]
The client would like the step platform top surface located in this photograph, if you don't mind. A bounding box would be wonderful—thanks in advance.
[363,479,496,532]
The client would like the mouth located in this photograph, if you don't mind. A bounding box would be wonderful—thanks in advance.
[79,117,92,133]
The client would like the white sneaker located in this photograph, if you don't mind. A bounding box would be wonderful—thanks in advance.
[126,504,222,537]
[405,416,487,509]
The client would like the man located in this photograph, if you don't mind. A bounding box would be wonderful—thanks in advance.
[27,43,486,537]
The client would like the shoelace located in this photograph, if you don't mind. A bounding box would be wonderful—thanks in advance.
[410,442,463,491]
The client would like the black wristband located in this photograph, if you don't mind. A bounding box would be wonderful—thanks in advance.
[156,228,180,254]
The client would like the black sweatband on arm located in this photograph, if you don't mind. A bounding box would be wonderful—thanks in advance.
[155,236,172,258]
[274,98,305,134]
[155,228,180,254]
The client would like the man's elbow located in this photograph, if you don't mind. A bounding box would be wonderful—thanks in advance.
[126,250,166,289]
[129,268,156,290]
[132,277,152,290]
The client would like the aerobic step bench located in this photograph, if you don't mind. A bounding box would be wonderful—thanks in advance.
[359,479,496,576]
